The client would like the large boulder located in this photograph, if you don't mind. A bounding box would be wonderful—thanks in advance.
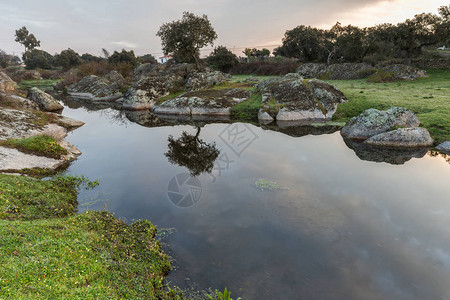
[257,74,347,121]
[27,87,64,111]
[436,141,450,154]
[341,107,420,140]
[325,63,376,80]
[0,71,15,94]
[122,77,170,110]
[0,92,39,110]
[377,64,428,81]
[67,74,123,101]
[154,88,251,116]
[185,71,230,91]
[364,127,433,147]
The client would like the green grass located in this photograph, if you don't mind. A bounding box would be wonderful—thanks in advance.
[329,69,450,144]
[230,92,262,121]
[17,79,61,91]
[0,174,183,299]
[0,135,68,159]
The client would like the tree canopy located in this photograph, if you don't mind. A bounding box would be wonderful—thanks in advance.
[207,46,238,72]
[157,12,217,69]
[15,26,40,52]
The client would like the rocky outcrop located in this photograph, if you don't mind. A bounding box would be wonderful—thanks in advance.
[297,63,328,79]
[297,62,426,82]
[0,107,83,173]
[257,74,347,122]
[376,64,428,81]
[297,63,376,80]
[154,88,250,116]
[0,93,39,110]
[27,87,64,111]
[122,77,169,110]
[67,73,124,101]
[341,107,420,140]
[436,141,450,154]
[0,71,15,93]
[185,71,230,91]
[364,127,433,147]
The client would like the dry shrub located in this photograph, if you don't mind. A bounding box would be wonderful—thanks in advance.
[77,61,113,77]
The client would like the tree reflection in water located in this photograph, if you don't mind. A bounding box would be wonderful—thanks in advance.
[165,126,220,176]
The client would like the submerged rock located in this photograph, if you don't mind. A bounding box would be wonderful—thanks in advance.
[364,127,433,147]
[154,88,250,116]
[257,74,347,122]
[341,107,420,140]
[436,141,450,154]
[27,87,64,111]
[0,71,15,93]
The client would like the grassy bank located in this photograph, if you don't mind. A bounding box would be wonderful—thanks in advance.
[0,174,183,299]
[329,69,450,144]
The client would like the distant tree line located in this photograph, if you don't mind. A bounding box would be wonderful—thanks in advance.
[273,5,449,64]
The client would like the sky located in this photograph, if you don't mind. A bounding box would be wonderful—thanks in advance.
[0,0,448,58]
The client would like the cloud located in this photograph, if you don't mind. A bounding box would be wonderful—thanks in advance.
[0,0,446,55]
[110,41,139,49]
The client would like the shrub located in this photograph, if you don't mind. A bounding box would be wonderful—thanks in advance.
[207,46,238,72]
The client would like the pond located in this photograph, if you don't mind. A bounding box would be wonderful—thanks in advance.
[61,103,450,300]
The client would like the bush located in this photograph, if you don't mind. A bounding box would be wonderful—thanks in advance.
[23,49,54,70]
[54,48,82,70]
[207,46,238,72]
[230,59,300,75]
[108,49,138,67]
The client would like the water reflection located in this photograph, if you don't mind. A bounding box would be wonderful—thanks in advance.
[60,104,450,300]
[165,126,220,177]
[343,138,429,165]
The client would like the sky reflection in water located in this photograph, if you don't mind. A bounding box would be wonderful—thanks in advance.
[63,106,450,300]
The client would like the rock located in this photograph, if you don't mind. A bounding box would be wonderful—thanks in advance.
[27,87,64,111]
[436,141,450,154]
[257,74,347,122]
[103,70,125,84]
[341,107,420,140]
[0,92,39,110]
[0,147,63,171]
[364,127,433,147]
[297,63,328,78]
[185,71,230,91]
[343,139,428,165]
[68,75,123,101]
[377,64,428,81]
[48,114,85,129]
[258,110,274,124]
[39,124,68,141]
[154,88,250,116]
[325,63,376,80]
[0,71,15,93]
[122,77,170,110]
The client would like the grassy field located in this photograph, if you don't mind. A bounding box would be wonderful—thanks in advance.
[329,69,450,144]
[0,174,183,299]
[17,79,61,91]
[226,70,449,145]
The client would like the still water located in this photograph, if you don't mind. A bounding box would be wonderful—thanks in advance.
[62,105,450,300]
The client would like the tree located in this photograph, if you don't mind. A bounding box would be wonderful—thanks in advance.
[22,49,54,69]
[165,126,220,177]
[207,46,238,72]
[54,48,82,70]
[15,26,40,52]
[81,53,104,63]
[139,54,157,64]
[0,50,20,68]
[108,49,138,67]
[157,11,217,69]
